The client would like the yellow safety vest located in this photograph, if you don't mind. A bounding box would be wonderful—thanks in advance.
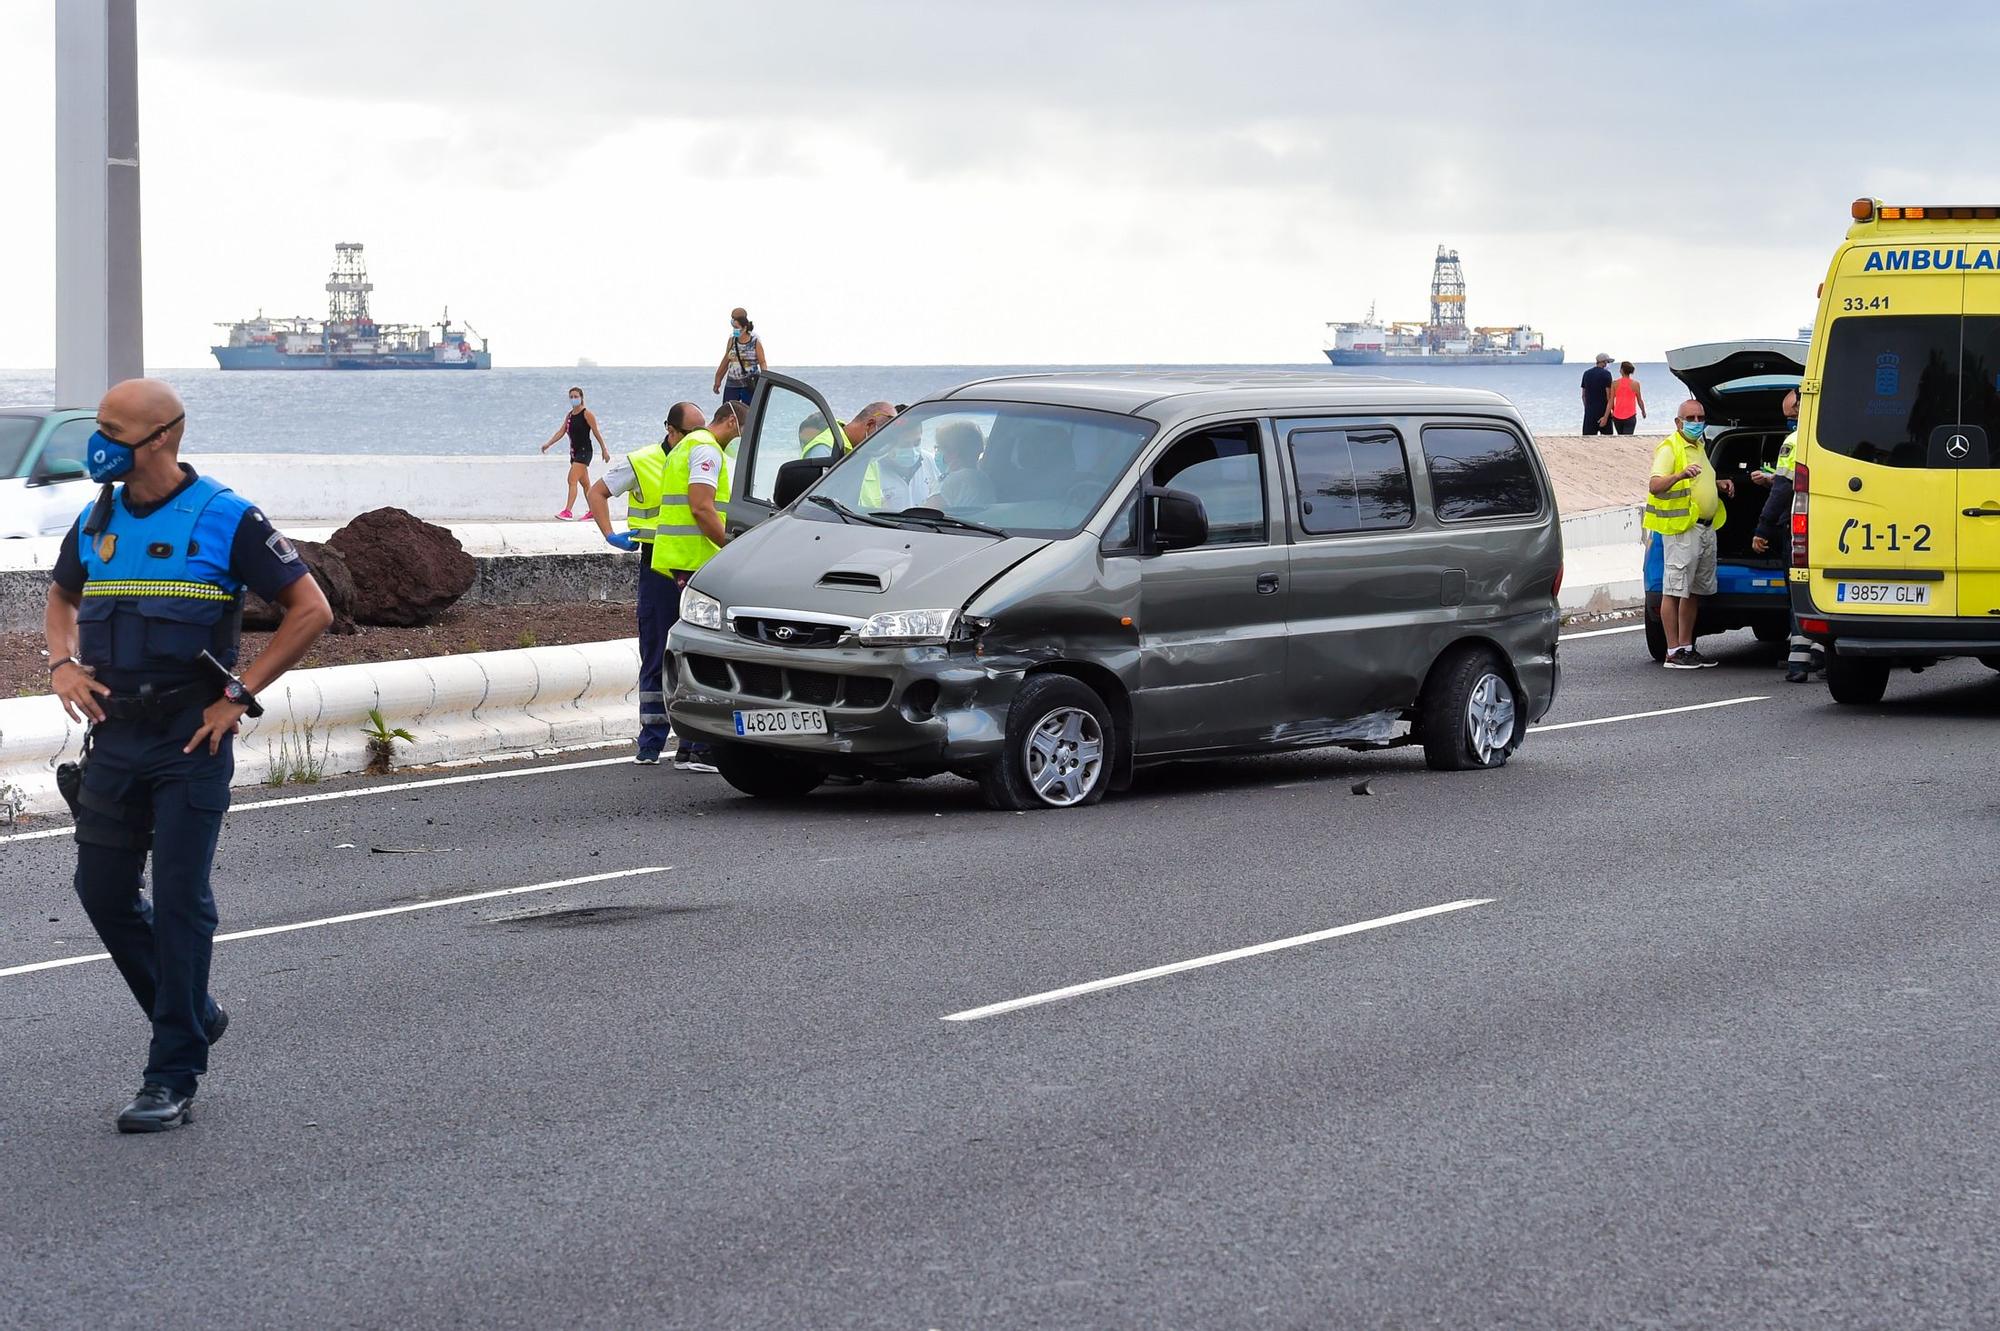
[651,430,732,575]
[802,422,852,459]
[1773,429,1799,479]
[625,442,668,541]
[1643,431,1727,535]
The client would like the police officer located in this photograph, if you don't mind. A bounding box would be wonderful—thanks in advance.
[651,400,743,772]
[585,401,701,763]
[44,379,332,1132]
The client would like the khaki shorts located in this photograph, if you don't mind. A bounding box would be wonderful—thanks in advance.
[1662,524,1718,597]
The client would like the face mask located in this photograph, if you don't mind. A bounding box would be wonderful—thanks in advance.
[892,446,920,469]
[85,431,137,483]
[1682,421,1706,440]
[570,397,582,408]
[731,327,744,338]
[1785,418,1798,431]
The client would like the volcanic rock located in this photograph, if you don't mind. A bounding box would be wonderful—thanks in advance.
[243,538,358,635]
[327,508,477,627]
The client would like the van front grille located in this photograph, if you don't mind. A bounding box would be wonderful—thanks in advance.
[682,654,892,711]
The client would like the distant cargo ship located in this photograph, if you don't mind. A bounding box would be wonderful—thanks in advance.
[1324,246,1562,366]
[212,242,491,370]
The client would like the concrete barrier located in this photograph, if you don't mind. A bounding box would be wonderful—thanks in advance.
[0,638,640,818]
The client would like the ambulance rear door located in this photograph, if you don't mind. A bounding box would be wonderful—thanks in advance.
[1956,272,2000,617]
[1807,247,1961,616]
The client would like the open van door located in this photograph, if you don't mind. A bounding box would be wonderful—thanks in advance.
[727,372,845,537]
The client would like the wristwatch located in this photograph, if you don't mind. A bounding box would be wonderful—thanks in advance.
[221,677,265,718]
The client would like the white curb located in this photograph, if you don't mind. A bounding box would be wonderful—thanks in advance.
[0,638,640,818]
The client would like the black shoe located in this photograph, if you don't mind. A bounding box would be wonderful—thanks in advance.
[207,1005,229,1046]
[1687,649,1720,668]
[117,1084,194,1133]
[635,746,662,765]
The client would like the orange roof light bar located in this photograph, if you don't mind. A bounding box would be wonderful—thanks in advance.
[1866,203,2000,221]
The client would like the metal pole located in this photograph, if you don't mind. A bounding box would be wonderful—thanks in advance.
[54,0,142,409]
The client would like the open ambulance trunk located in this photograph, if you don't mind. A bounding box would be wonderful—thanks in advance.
[1665,340,1807,561]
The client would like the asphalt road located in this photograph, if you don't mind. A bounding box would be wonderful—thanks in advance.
[2,626,1995,1329]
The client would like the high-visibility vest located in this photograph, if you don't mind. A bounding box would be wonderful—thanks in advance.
[1643,431,1727,535]
[625,442,668,541]
[650,430,732,574]
[1773,429,1799,479]
[802,422,851,459]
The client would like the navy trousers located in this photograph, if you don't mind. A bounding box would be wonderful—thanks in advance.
[71,705,231,1096]
[637,555,679,752]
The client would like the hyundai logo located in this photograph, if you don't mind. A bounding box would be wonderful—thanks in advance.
[1948,433,1972,459]
[772,625,796,641]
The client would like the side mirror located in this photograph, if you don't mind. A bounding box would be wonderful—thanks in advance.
[28,457,88,487]
[774,457,834,509]
[1146,486,1209,552]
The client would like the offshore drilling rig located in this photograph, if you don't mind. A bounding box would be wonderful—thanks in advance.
[1324,245,1563,366]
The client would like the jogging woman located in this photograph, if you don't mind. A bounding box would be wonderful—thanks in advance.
[1607,361,1646,435]
[540,386,608,519]
[712,308,767,406]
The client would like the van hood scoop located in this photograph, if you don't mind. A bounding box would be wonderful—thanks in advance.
[701,517,1049,614]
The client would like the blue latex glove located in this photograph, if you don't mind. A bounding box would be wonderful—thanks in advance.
[604,531,638,551]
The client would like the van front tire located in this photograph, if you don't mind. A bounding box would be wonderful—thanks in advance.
[714,742,827,799]
[1420,647,1523,771]
[1826,655,1891,705]
[978,674,1114,811]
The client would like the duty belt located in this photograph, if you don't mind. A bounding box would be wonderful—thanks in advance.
[98,680,215,722]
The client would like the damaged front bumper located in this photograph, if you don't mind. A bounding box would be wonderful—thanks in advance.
[666,623,1030,774]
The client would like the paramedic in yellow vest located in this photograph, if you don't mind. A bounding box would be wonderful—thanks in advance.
[651,401,740,772]
[1749,389,1822,682]
[587,401,702,763]
[1647,397,1737,670]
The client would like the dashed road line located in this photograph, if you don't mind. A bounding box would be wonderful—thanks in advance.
[942,898,1493,1022]
[1560,623,1645,640]
[1530,695,1767,733]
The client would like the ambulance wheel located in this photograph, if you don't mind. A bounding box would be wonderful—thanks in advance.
[978,674,1114,811]
[1753,615,1790,645]
[1826,655,1890,705]
[714,742,826,798]
[1419,645,1522,771]
[1643,596,1668,663]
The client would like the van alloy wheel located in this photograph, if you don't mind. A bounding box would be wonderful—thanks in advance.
[1025,707,1104,807]
[1466,673,1517,765]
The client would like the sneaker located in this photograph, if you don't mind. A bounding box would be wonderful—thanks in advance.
[1687,649,1720,668]
[1663,649,1699,670]
[634,746,662,765]
[557,508,576,521]
[672,751,719,774]
[1784,669,1811,683]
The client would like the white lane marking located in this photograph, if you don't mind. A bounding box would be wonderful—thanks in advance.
[0,865,672,979]
[0,753,638,846]
[1560,624,1644,640]
[1530,695,1767,733]
[942,898,1492,1022]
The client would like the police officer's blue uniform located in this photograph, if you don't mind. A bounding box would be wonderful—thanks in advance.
[52,465,308,1117]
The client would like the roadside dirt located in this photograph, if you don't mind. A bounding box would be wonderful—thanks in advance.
[2,601,636,699]
[1534,433,1660,514]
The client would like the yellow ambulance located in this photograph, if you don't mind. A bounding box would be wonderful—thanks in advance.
[1795,198,2000,702]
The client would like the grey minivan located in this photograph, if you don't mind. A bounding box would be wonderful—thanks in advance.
[666,371,1562,810]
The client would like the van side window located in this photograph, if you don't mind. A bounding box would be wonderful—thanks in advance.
[1150,423,1266,547]
[1420,425,1542,521]
[1288,427,1413,535]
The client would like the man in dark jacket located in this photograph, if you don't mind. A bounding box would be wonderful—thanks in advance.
[1749,389,1822,682]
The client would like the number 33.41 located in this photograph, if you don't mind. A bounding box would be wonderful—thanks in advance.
[1838,518,1931,553]
[1842,294,1891,311]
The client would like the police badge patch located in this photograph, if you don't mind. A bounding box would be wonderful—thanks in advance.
[266,531,301,564]
[95,533,117,562]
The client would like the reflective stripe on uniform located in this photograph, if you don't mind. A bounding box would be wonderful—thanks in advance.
[81,580,235,601]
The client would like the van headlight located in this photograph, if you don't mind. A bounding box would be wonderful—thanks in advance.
[681,586,723,630]
[858,608,957,645]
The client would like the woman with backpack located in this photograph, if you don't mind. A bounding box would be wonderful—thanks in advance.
[712,307,768,406]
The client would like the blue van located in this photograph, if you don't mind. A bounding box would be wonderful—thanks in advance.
[1642,340,1806,661]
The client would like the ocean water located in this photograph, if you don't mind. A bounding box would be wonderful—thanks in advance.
[0,361,1675,455]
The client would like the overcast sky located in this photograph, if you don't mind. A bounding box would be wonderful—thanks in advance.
[6,1,2000,369]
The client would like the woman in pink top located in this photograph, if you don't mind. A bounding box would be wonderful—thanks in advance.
[1606,361,1645,435]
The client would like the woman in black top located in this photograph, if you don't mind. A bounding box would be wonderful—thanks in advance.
[540,385,608,519]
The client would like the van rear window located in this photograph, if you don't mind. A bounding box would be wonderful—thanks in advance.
[1419,425,1541,521]
[1817,315,2000,466]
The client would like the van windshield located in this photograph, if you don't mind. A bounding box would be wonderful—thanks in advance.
[1816,315,2000,467]
[800,400,1156,538]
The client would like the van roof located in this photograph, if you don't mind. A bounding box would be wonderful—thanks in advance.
[936,369,1522,426]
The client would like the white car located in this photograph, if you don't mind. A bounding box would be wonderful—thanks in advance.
[0,409,96,539]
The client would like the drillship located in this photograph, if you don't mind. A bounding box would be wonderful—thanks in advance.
[211,243,491,370]
[1324,246,1562,366]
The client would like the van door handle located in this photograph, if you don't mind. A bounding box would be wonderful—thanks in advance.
[1256,572,1281,594]
[1962,507,2000,517]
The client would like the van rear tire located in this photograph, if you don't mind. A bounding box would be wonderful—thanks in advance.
[1826,655,1891,705]
[714,742,826,799]
[1643,596,1668,663]
[1419,646,1522,771]
[1752,615,1790,645]
[977,674,1115,811]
